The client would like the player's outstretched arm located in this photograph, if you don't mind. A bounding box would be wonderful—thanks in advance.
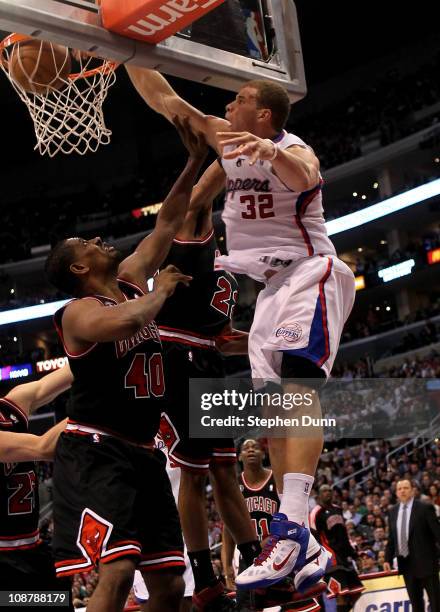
[118,118,208,284]
[0,419,67,462]
[5,366,74,417]
[126,66,229,151]
[62,266,192,344]
[176,160,226,240]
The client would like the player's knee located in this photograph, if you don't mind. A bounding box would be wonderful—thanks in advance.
[99,558,135,592]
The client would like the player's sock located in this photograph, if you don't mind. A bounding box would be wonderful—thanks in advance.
[237,539,261,567]
[278,473,314,526]
[188,549,217,592]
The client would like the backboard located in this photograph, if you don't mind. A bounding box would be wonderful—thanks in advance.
[0,0,307,102]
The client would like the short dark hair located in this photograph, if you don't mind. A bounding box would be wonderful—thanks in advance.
[45,239,80,296]
[245,80,291,131]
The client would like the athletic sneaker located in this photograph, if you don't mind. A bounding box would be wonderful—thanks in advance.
[294,546,332,593]
[192,579,236,611]
[235,513,321,590]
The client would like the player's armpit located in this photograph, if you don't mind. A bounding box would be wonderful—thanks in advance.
[125,66,229,151]
[272,145,320,192]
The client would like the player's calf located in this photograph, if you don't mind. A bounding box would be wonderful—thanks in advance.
[143,571,185,612]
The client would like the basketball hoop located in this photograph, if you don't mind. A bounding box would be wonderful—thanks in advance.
[0,33,117,157]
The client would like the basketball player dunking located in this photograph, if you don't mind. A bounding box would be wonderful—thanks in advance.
[0,367,72,608]
[154,167,260,612]
[126,67,356,595]
[44,119,208,612]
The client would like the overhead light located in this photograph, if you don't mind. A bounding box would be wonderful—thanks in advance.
[378,259,415,283]
[386,306,391,311]
[10,289,14,294]
[373,182,379,189]
[380,240,387,245]
[357,247,363,252]
[326,178,440,236]
[361,195,367,200]
[13,336,17,342]
[353,192,358,197]
[435,158,440,163]
[376,306,380,311]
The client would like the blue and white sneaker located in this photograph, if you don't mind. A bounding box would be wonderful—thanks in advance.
[293,546,332,593]
[235,513,321,590]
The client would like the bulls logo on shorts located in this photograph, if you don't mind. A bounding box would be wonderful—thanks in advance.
[78,509,112,565]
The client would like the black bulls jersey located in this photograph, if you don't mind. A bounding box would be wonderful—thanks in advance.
[310,503,356,564]
[240,470,279,541]
[54,279,164,445]
[0,399,40,552]
[156,230,239,338]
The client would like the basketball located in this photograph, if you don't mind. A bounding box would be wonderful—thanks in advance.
[9,39,71,95]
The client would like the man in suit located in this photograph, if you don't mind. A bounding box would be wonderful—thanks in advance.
[384,478,440,611]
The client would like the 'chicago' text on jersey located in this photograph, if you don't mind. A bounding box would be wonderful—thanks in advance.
[115,322,161,359]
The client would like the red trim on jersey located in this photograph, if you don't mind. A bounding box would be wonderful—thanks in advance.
[316,257,332,367]
[294,215,314,256]
[293,181,323,257]
[241,470,273,492]
[65,419,155,448]
[309,504,322,531]
[117,277,147,296]
[173,229,214,244]
[55,557,86,568]
[53,298,99,359]
[0,397,29,425]
[159,326,216,349]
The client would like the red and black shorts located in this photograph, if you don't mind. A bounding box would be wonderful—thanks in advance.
[53,430,184,578]
[160,339,236,474]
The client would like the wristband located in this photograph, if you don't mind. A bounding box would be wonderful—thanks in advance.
[265,139,279,161]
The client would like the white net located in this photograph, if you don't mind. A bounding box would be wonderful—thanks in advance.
[0,35,117,157]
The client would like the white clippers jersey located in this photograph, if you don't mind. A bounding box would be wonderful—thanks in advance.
[217,130,336,281]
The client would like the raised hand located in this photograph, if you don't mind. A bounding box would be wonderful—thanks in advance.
[154,264,192,298]
[217,131,278,165]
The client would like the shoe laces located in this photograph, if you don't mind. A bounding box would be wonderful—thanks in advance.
[254,535,280,565]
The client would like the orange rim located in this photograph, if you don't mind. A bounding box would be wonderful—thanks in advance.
[0,32,117,79]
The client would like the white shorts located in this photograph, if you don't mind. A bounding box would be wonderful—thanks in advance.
[248,255,355,379]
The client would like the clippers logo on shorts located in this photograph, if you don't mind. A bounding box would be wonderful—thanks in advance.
[79,510,111,565]
[115,322,161,359]
[275,324,302,343]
